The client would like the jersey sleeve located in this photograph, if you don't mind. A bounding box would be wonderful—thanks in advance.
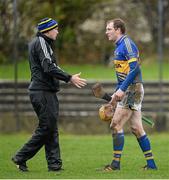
[119,38,140,91]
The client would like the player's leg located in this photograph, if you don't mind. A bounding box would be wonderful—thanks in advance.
[104,107,132,171]
[129,111,157,170]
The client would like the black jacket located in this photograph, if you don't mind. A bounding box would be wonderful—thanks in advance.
[28,32,71,92]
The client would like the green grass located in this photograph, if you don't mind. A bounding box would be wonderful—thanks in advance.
[0,133,169,179]
[0,60,169,80]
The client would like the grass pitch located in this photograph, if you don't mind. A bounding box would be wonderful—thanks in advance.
[0,133,169,179]
[0,60,169,80]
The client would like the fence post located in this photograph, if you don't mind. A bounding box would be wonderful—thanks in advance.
[13,0,20,131]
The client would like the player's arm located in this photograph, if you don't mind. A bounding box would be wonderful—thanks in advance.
[119,59,140,92]
[111,40,140,102]
[119,39,140,92]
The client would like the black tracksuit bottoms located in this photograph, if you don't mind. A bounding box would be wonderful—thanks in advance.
[14,90,62,170]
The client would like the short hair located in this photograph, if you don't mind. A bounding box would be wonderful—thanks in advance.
[107,18,126,34]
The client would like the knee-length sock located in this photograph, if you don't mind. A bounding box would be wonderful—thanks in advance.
[137,134,157,169]
[111,132,124,168]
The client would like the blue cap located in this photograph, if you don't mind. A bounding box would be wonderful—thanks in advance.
[37,17,58,33]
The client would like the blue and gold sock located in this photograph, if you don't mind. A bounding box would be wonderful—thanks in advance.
[137,134,157,169]
[111,132,124,169]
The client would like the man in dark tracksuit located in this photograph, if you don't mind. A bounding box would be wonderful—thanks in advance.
[12,17,86,172]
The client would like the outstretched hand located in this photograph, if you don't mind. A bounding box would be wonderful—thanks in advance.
[70,72,87,88]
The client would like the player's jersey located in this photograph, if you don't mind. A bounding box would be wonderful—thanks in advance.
[112,35,142,91]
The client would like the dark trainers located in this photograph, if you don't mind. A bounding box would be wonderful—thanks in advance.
[96,164,120,172]
[104,164,120,171]
[48,167,64,172]
[48,163,63,172]
[12,157,28,172]
[143,165,157,170]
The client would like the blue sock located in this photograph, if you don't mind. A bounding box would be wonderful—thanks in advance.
[111,132,124,168]
[137,134,157,169]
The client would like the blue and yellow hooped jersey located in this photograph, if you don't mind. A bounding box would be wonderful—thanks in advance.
[112,35,142,91]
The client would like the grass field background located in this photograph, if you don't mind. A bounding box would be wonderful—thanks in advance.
[0,133,169,179]
[0,60,169,80]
